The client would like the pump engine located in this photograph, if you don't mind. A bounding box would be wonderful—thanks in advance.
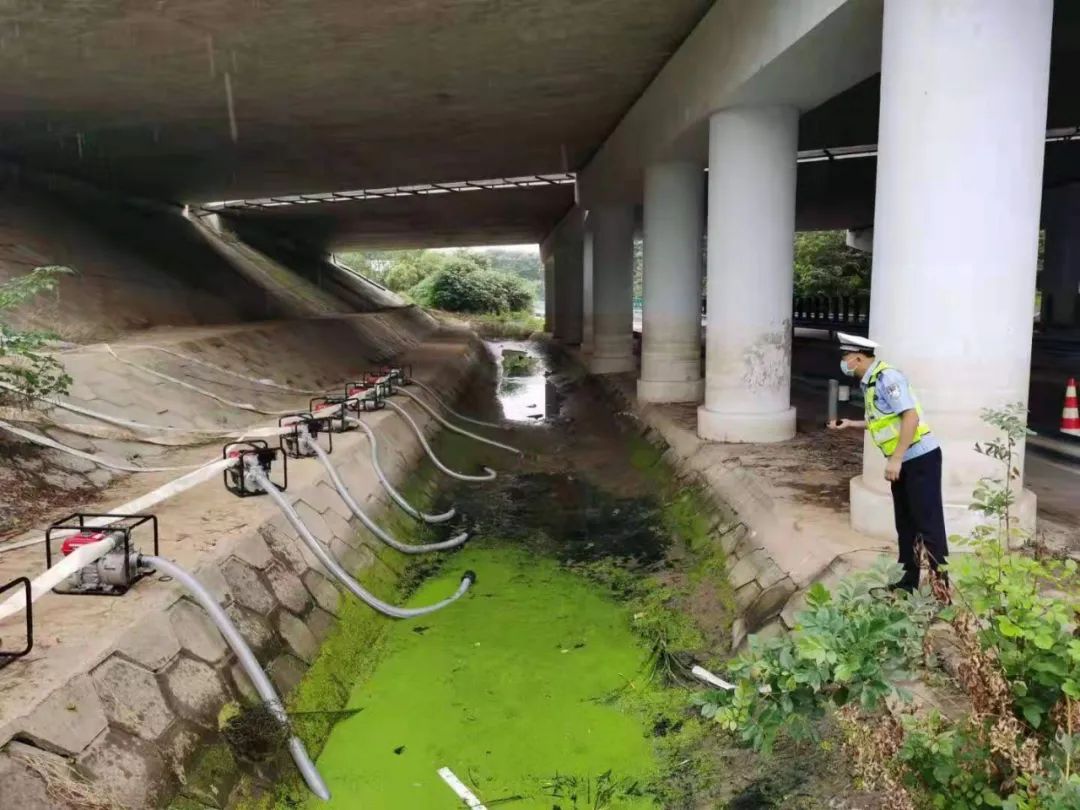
[278,413,332,459]
[224,441,287,496]
[45,514,159,596]
[344,381,384,413]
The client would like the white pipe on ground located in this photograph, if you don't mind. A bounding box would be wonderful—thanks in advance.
[0,419,206,473]
[301,435,469,555]
[383,400,495,482]
[0,457,238,557]
[394,388,522,456]
[249,463,475,619]
[345,416,456,524]
[142,555,331,801]
[0,537,113,622]
[410,378,506,431]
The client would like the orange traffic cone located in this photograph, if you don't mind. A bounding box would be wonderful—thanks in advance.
[1062,378,1080,437]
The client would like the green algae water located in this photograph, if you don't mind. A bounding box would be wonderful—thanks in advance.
[227,340,869,809]
[310,546,659,809]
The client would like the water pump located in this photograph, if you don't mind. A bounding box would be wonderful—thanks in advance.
[224,440,287,496]
[344,381,385,413]
[0,577,32,670]
[309,396,352,433]
[278,412,333,459]
[381,364,412,387]
[45,513,159,596]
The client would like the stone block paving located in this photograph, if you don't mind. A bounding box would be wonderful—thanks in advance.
[0,322,480,808]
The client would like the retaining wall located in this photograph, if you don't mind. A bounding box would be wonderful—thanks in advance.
[591,371,890,649]
[0,317,489,809]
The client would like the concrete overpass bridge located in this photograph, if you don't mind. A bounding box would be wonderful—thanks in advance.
[7,4,1080,803]
[2,0,1079,541]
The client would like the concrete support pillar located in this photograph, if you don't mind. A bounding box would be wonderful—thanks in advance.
[582,228,595,353]
[638,161,705,403]
[543,256,555,334]
[1041,184,1080,330]
[698,106,798,443]
[553,234,584,345]
[850,0,1052,541]
[588,204,636,374]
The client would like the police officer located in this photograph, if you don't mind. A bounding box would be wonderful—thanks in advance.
[828,332,948,591]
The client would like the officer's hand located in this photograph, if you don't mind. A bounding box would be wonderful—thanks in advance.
[827,419,856,430]
[884,457,902,482]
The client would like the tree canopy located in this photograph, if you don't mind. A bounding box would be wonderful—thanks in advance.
[337,247,539,314]
[793,231,871,298]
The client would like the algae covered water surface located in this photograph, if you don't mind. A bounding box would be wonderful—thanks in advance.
[310,546,659,809]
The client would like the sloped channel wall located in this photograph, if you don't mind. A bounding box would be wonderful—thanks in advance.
[0,317,488,809]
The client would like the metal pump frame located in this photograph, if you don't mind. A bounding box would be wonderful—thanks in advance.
[278,413,333,459]
[308,395,353,433]
[0,577,32,669]
[343,381,386,412]
[223,440,287,496]
[44,513,160,596]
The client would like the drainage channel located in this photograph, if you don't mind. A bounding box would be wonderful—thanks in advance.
[210,341,686,810]
[229,340,862,809]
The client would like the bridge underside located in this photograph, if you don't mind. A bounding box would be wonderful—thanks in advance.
[0,0,711,205]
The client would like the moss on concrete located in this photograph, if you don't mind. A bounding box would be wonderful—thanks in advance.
[180,742,238,808]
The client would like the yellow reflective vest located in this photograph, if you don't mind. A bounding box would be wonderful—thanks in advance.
[864,362,931,458]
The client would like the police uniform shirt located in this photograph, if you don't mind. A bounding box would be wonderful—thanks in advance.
[860,360,940,462]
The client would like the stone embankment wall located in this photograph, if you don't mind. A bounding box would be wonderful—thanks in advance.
[0,314,489,809]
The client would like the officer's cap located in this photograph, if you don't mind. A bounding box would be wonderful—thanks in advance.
[837,331,878,355]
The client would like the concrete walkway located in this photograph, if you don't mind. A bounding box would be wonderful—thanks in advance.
[596,372,892,647]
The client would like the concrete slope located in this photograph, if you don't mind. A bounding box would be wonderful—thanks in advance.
[0,312,487,809]
[0,168,403,342]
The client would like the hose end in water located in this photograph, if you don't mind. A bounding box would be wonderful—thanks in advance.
[462,570,477,585]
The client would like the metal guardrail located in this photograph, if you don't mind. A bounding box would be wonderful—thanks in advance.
[792,296,869,332]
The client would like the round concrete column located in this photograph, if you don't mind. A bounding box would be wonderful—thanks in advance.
[850,0,1052,542]
[638,162,705,403]
[553,236,584,345]
[582,228,595,354]
[543,256,555,334]
[588,204,636,374]
[697,106,798,443]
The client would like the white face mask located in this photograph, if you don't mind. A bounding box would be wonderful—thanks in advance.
[840,359,856,377]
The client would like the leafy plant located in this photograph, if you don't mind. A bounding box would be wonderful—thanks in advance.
[697,404,1080,808]
[0,266,74,407]
[793,231,871,298]
[694,558,938,754]
[409,264,533,314]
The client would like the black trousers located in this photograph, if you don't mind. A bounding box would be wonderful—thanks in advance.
[890,447,949,590]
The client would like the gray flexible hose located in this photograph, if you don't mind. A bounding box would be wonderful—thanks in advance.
[141,555,331,801]
[249,464,475,618]
[301,435,469,554]
[345,416,455,524]
[410,378,506,430]
[395,388,523,456]
[383,400,496,482]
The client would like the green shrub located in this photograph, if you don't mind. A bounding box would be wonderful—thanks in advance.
[410,265,533,314]
[0,266,74,407]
